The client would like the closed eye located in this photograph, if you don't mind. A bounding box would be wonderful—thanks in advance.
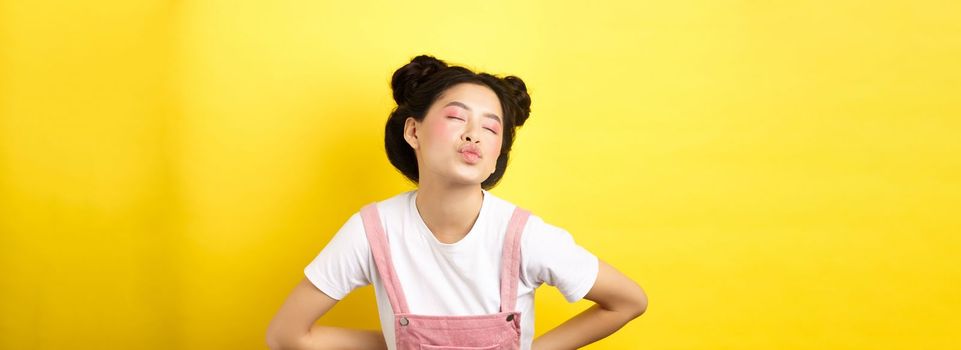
[449,116,497,134]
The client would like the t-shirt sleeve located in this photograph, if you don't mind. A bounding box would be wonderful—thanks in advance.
[520,215,600,303]
[303,212,372,300]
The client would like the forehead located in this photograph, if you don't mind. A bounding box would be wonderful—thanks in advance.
[433,83,502,113]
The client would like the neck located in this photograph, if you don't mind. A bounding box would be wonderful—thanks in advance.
[414,181,484,244]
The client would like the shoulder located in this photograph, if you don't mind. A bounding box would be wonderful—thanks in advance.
[376,189,414,210]
[369,190,415,222]
[329,191,414,244]
[520,213,578,251]
[337,190,414,233]
[483,191,577,247]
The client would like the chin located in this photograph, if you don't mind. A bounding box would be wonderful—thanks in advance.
[454,175,488,186]
[428,161,492,186]
[446,170,489,186]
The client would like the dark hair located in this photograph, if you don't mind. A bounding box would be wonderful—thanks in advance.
[384,55,532,190]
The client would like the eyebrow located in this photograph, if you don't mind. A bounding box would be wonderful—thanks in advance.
[444,101,502,125]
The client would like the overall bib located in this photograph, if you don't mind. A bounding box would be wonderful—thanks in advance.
[359,203,531,350]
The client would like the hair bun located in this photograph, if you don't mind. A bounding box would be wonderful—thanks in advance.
[391,55,448,105]
[502,75,532,127]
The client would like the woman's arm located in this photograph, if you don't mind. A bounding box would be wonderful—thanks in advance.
[532,259,648,350]
[265,277,387,350]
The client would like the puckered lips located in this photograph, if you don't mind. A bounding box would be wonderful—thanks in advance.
[458,144,482,164]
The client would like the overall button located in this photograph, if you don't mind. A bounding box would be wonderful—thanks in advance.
[399,317,409,326]
[506,314,515,322]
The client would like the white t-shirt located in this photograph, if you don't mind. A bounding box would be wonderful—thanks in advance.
[304,189,599,350]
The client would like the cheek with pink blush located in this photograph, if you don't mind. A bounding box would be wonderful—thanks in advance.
[429,113,455,140]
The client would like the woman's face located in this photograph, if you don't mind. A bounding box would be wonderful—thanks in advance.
[404,83,504,187]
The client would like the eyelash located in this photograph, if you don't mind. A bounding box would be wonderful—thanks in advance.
[448,116,497,134]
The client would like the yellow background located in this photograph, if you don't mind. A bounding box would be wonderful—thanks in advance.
[2,1,959,349]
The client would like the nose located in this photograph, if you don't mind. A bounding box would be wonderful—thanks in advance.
[462,119,480,143]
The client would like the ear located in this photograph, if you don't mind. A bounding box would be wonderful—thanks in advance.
[403,117,420,150]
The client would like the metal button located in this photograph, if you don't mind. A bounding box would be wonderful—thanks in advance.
[506,314,514,322]
[399,317,409,326]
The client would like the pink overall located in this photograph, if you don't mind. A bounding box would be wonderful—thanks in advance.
[359,202,532,350]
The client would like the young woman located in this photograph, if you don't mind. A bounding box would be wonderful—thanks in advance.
[266,55,647,350]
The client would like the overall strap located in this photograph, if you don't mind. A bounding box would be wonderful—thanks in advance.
[499,206,531,313]
[360,203,410,314]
